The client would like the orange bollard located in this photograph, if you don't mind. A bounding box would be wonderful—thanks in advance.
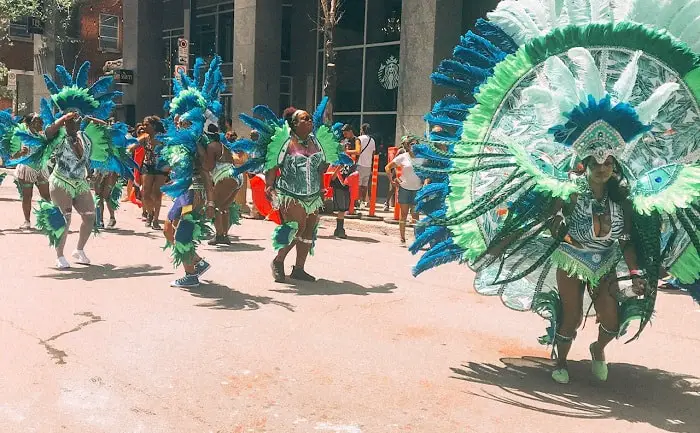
[323,170,334,200]
[365,154,382,221]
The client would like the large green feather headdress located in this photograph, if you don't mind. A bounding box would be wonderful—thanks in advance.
[43,61,122,121]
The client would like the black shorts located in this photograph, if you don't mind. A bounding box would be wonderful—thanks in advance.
[142,163,168,176]
[332,187,351,212]
[397,186,418,205]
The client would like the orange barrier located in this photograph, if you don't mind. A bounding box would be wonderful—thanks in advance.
[368,154,379,217]
[393,166,402,221]
[323,171,334,199]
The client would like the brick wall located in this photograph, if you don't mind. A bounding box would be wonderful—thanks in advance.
[78,0,124,82]
[0,40,34,72]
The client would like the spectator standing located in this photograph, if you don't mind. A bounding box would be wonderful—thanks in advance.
[385,138,425,245]
[331,124,359,238]
[355,123,375,207]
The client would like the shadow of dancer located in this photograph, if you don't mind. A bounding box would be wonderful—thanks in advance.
[272,280,397,296]
[39,264,168,281]
[450,356,700,432]
[182,282,296,311]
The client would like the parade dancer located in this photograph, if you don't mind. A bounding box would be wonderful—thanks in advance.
[138,116,167,229]
[412,0,700,384]
[9,62,122,268]
[237,97,349,283]
[92,122,139,229]
[207,122,248,246]
[0,111,51,229]
[160,56,227,288]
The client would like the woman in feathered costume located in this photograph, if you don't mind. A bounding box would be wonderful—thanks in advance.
[160,56,235,288]
[8,62,122,268]
[92,121,139,229]
[412,0,700,384]
[2,113,52,229]
[237,97,349,283]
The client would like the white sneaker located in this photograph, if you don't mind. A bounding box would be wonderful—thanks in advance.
[19,221,31,230]
[56,257,71,269]
[71,250,91,265]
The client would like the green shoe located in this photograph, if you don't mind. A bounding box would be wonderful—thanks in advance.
[590,342,608,381]
[551,368,570,384]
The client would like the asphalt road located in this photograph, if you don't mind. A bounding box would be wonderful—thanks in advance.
[0,181,698,433]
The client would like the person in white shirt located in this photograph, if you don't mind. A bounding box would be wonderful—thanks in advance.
[384,137,425,245]
[355,123,375,206]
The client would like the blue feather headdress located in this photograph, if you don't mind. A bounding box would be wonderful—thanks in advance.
[168,56,226,125]
[42,62,122,121]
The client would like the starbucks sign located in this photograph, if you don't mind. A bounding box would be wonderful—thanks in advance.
[378,56,399,90]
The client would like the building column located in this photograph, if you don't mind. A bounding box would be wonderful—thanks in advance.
[290,0,317,111]
[395,0,464,142]
[232,0,282,210]
[232,0,282,131]
[122,0,164,124]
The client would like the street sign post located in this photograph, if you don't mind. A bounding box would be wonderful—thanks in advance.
[177,38,189,67]
[174,64,187,79]
[6,71,17,91]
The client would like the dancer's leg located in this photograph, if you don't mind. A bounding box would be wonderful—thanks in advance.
[294,212,319,269]
[552,269,584,383]
[49,185,74,259]
[151,174,167,227]
[275,202,307,263]
[72,190,96,251]
[21,183,34,223]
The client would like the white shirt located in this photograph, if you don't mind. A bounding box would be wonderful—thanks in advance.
[393,153,425,191]
[357,135,376,168]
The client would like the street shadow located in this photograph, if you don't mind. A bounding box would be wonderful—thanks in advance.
[318,234,381,244]
[0,197,19,202]
[182,282,295,311]
[204,242,265,252]
[105,227,161,240]
[450,356,700,432]
[272,280,397,296]
[39,264,169,281]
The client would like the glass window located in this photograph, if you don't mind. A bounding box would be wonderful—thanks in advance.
[218,11,234,63]
[366,0,401,44]
[334,48,363,113]
[9,17,31,40]
[316,51,324,107]
[362,114,397,168]
[334,0,364,47]
[333,115,361,138]
[99,14,120,52]
[196,15,216,58]
[364,45,400,112]
[281,5,292,62]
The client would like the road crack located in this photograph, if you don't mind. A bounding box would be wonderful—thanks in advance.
[38,312,104,365]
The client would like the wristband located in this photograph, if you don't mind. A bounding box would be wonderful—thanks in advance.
[630,269,645,277]
[206,201,215,207]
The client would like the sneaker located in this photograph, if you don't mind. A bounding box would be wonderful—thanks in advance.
[19,221,31,230]
[151,221,162,231]
[207,236,220,246]
[334,228,347,239]
[219,235,231,245]
[194,259,211,277]
[271,260,286,283]
[590,342,608,381]
[382,205,390,212]
[170,274,200,288]
[551,368,570,384]
[290,266,316,282]
[56,256,71,269]
[107,218,117,229]
[71,250,91,265]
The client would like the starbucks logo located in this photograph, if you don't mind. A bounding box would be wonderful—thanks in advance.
[378,55,399,90]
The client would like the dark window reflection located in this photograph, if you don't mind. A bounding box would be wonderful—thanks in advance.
[282,5,292,61]
[364,45,400,112]
[367,0,401,44]
[362,114,397,168]
[218,12,234,62]
[333,115,361,138]
[196,15,216,58]
[334,49,363,112]
[316,51,324,106]
[334,0,365,47]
